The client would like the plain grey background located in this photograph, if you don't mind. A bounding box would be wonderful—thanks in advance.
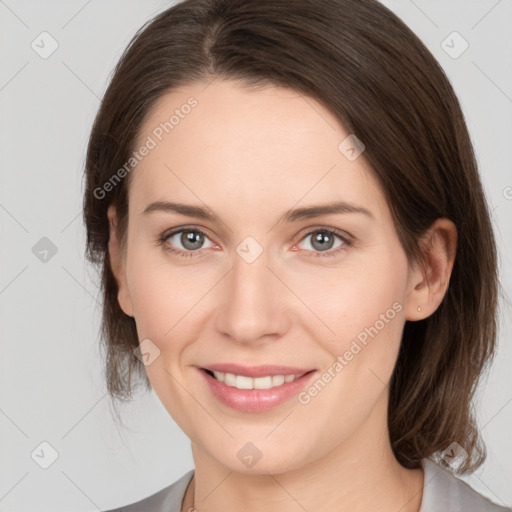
[1,1,511,510]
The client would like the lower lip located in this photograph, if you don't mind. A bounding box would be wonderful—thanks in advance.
[199,369,316,412]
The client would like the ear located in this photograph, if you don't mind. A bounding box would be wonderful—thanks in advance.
[107,204,134,317]
[405,218,457,321]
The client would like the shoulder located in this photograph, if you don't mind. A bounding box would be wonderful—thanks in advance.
[420,458,510,512]
[102,469,194,512]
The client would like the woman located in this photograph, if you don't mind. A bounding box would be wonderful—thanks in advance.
[83,0,508,510]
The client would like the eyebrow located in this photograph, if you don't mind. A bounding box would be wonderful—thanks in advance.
[141,200,374,223]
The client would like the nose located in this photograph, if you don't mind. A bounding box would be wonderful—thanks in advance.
[214,245,291,345]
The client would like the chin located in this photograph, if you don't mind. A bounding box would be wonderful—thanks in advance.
[208,442,308,476]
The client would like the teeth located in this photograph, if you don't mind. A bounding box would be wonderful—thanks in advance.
[211,371,304,390]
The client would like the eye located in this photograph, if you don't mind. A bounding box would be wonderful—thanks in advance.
[158,226,352,259]
[158,227,215,258]
[295,227,352,258]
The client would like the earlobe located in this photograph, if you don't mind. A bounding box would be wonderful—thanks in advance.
[107,205,134,318]
[405,218,457,321]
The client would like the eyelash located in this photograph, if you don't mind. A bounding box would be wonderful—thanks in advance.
[157,226,353,259]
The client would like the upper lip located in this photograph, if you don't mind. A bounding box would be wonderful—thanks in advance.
[201,363,314,378]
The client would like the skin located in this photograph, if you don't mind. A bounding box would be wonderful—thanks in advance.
[107,79,457,512]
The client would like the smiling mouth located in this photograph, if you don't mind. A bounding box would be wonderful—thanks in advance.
[203,369,313,390]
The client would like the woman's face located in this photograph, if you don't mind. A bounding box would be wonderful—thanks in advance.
[110,79,422,474]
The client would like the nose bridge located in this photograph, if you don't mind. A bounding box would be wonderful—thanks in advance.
[215,238,289,343]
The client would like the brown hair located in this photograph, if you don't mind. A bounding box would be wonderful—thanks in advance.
[83,0,500,474]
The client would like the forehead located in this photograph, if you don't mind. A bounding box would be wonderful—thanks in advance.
[128,79,388,225]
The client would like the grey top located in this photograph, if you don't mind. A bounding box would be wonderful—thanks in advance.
[103,458,510,511]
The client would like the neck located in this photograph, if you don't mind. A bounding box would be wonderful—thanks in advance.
[182,397,424,512]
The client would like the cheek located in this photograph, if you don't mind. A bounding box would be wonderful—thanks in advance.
[328,248,408,388]
[126,241,190,323]
[293,255,407,447]
[124,247,183,349]
[284,243,408,354]
[125,245,219,372]
[124,251,204,429]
